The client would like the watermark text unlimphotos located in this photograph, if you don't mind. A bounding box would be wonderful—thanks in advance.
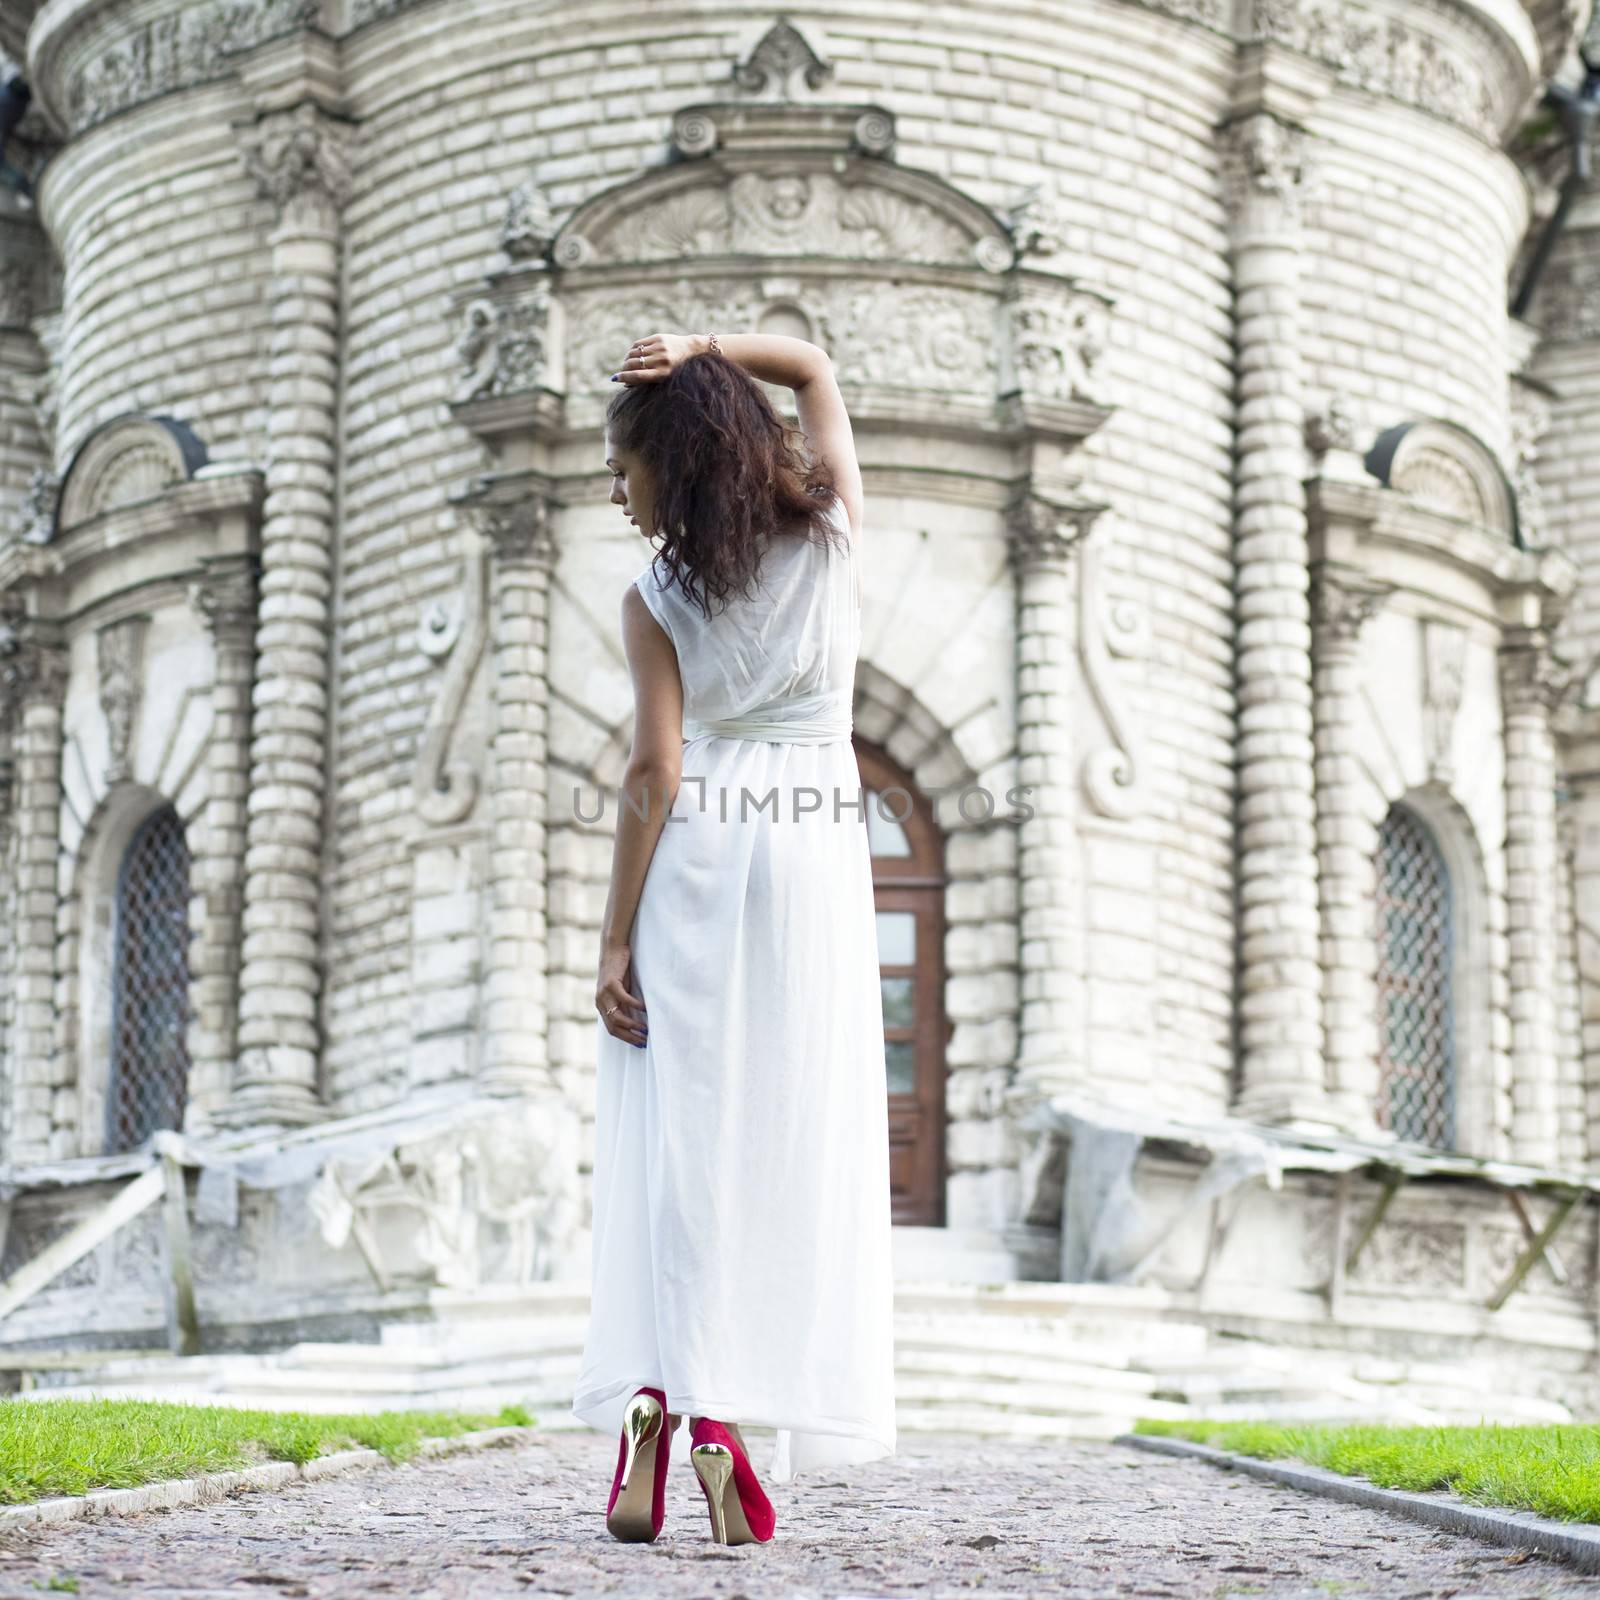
[571,779,1035,827]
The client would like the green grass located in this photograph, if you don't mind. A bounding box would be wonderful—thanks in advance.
[0,1397,536,1505]
[1133,1417,1600,1525]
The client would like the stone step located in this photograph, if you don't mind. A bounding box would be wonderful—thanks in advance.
[893,1372,1190,1422]
[894,1345,1162,1395]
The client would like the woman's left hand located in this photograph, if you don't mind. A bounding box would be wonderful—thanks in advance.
[611,334,698,385]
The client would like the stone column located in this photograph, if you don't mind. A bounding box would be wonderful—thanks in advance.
[1499,634,1565,1167]
[184,557,260,1130]
[1310,566,1392,1134]
[1219,110,1331,1127]
[0,609,70,1162]
[225,104,350,1127]
[474,494,559,1096]
[1004,488,1095,1102]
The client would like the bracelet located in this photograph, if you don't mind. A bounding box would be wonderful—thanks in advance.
[707,331,721,355]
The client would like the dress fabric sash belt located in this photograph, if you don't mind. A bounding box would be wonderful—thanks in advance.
[686,688,852,744]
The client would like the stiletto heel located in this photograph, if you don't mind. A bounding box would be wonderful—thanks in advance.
[688,1416,776,1544]
[691,1442,734,1543]
[606,1386,675,1541]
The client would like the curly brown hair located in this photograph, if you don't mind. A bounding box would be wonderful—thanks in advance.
[605,349,844,621]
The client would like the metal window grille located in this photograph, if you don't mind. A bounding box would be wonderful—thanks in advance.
[1374,804,1457,1149]
[106,805,193,1153]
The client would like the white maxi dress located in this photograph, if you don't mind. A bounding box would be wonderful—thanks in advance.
[570,493,896,1484]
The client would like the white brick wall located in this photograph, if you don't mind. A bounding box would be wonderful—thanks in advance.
[1,0,1593,1214]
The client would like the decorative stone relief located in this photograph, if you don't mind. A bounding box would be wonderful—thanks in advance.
[306,1097,582,1289]
[1501,640,1584,716]
[1003,181,1073,264]
[95,615,149,787]
[59,0,323,135]
[1004,489,1098,570]
[1218,110,1316,229]
[1078,515,1150,818]
[0,604,68,728]
[187,562,258,642]
[455,287,552,403]
[237,100,352,227]
[56,415,208,533]
[1365,419,1518,542]
[1509,387,1553,550]
[1311,567,1393,647]
[1005,288,1112,407]
[555,169,1005,272]
[564,280,762,397]
[1249,0,1501,142]
[564,276,998,401]
[413,523,489,827]
[17,467,58,545]
[500,179,558,263]
[1304,394,1359,456]
[731,17,832,98]
[1421,618,1467,783]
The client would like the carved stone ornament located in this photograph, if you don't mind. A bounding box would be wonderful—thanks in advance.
[96,615,149,787]
[1305,394,1359,456]
[731,17,833,98]
[1078,513,1151,818]
[566,275,997,402]
[0,605,69,729]
[1218,111,1315,229]
[553,166,1010,276]
[18,468,59,546]
[1004,489,1100,570]
[455,289,551,404]
[1310,566,1394,646]
[56,414,208,536]
[1509,387,1553,550]
[1003,181,1073,263]
[500,179,558,262]
[1501,640,1584,717]
[305,1096,583,1290]
[478,496,556,567]
[1421,617,1467,781]
[237,101,352,227]
[1249,0,1502,142]
[413,519,490,827]
[1365,419,1518,544]
[56,0,323,135]
[1005,288,1112,407]
[187,561,258,643]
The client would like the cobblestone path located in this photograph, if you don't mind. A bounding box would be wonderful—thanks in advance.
[5,1427,1600,1598]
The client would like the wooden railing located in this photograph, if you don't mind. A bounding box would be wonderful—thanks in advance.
[0,1129,199,1355]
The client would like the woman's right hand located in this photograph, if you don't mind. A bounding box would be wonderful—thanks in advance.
[597,943,649,1048]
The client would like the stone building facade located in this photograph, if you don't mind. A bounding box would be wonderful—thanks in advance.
[2,0,1600,1405]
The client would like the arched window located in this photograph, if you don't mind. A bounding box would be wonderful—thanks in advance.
[855,742,949,1225]
[1374,802,1457,1148]
[106,804,193,1152]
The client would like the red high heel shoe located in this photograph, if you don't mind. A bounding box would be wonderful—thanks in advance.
[606,1385,676,1541]
[688,1416,776,1544]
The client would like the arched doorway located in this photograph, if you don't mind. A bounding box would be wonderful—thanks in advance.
[855,742,949,1225]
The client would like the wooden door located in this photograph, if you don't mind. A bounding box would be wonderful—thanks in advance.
[854,743,949,1226]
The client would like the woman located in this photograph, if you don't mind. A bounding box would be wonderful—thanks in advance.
[569,331,896,1546]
